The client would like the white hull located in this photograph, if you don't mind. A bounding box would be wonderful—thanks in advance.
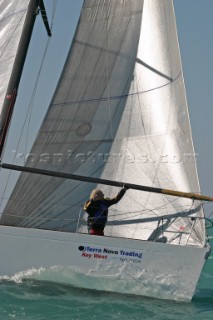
[0,225,209,301]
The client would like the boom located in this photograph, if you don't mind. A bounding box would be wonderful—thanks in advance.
[1,162,213,202]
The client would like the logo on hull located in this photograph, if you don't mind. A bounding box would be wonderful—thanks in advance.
[78,245,143,262]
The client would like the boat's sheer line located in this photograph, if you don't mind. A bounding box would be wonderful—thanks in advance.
[51,71,182,107]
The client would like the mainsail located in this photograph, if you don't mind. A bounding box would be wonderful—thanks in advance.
[0,1,206,247]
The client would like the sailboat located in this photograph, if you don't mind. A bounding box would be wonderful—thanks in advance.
[0,0,211,301]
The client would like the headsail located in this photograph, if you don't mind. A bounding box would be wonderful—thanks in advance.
[0,1,30,112]
[0,0,35,155]
[0,1,207,247]
[0,0,51,156]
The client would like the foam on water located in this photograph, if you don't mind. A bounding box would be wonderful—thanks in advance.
[0,264,191,302]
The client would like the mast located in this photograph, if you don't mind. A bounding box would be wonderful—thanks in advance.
[0,1,208,245]
[1,162,213,202]
[0,0,50,158]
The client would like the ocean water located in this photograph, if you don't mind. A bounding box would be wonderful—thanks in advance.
[0,230,212,320]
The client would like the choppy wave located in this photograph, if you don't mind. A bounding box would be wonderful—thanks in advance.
[0,265,192,302]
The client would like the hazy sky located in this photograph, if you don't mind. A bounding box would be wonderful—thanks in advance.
[174,0,213,216]
[1,0,213,217]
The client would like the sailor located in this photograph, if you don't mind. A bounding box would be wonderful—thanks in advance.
[84,186,128,236]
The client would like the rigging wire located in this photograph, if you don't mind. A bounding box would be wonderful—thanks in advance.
[2,196,207,226]
[0,2,209,246]
[207,210,213,220]
[24,0,57,155]
[0,1,57,211]
[0,194,195,218]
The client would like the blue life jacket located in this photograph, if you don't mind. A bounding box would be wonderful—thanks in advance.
[93,201,108,225]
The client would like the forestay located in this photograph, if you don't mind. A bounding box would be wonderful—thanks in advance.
[0,0,206,247]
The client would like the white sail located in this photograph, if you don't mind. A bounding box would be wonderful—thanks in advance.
[0,0,206,248]
[0,0,30,114]
[0,0,210,302]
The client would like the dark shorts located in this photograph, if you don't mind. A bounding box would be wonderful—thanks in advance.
[89,229,104,236]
